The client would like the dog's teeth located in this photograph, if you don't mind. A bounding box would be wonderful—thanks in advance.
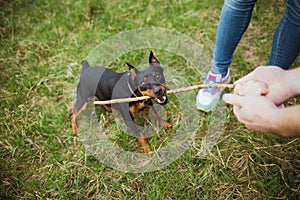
[155,98,162,104]
[155,96,166,104]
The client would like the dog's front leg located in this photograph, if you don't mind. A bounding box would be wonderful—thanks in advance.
[149,106,172,130]
[136,137,151,154]
[124,116,151,153]
[116,105,151,153]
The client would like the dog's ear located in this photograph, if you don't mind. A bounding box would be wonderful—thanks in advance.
[126,62,138,80]
[149,51,160,67]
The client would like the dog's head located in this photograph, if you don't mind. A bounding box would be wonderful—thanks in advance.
[127,51,168,106]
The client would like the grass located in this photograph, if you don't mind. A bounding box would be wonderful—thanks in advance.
[1,0,300,199]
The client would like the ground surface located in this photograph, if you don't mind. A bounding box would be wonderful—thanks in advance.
[1,0,299,199]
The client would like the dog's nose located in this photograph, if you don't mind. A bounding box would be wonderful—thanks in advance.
[153,87,163,96]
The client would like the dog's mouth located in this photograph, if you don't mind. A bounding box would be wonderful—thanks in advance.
[151,85,168,106]
[155,95,167,105]
[138,85,168,106]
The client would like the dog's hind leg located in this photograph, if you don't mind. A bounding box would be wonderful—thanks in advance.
[70,96,89,135]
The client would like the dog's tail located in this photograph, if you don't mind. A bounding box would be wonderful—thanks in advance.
[81,60,90,70]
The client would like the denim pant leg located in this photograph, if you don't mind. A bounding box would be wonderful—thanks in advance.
[268,0,300,69]
[212,0,257,74]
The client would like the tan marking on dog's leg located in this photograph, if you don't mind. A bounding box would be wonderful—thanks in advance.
[129,102,145,117]
[102,104,112,111]
[71,102,88,135]
[137,137,151,153]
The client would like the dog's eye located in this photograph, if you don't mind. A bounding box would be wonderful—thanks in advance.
[155,74,160,79]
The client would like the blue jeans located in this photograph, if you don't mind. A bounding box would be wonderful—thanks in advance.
[212,0,300,73]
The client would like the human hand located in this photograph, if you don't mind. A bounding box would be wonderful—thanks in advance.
[234,66,290,105]
[234,79,269,96]
[222,94,279,133]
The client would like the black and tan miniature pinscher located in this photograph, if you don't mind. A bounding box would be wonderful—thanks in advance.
[70,51,172,153]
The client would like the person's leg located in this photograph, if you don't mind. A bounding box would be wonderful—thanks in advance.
[268,0,300,69]
[212,0,257,74]
[197,0,257,112]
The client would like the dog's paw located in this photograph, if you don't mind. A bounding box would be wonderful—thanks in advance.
[143,146,152,154]
[140,143,152,154]
[163,121,172,130]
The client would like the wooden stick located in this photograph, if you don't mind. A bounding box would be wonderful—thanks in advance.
[94,95,151,105]
[166,83,235,95]
[94,83,235,105]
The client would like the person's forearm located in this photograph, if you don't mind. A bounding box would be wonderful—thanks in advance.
[274,105,300,137]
